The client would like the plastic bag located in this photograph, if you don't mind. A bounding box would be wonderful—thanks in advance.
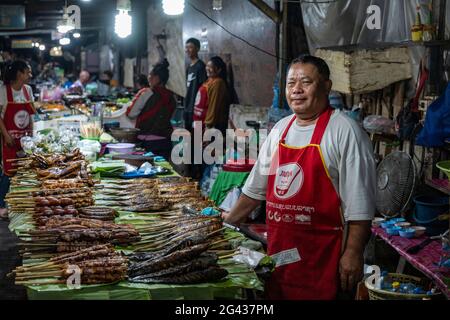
[416,83,450,147]
[363,115,396,135]
[138,162,154,174]
[232,246,266,269]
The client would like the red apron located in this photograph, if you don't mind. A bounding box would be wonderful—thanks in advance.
[265,107,343,300]
[1,85,34,176]
[134,86,174,128]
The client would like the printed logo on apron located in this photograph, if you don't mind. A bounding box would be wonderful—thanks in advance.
[273,162,304,200]
[14,110,31,129]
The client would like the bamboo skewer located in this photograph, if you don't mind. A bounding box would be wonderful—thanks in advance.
[6,157,31,162]
[218,252,239,260]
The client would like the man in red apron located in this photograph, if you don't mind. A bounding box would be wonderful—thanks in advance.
[224,55,373,299]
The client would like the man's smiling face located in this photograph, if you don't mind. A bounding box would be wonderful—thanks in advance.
[285,62,332,119]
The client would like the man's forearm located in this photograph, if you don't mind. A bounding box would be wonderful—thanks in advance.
[224,194,262,226]
[0,118,8,137]
[344,221,372,254]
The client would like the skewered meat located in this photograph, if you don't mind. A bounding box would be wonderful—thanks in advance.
[131,234,210,262]
[32,188,92,197]
[12,244,128,285]
[51,244,115,263]
[42,217,134,230]
[41,179,93,189]
[56,242,110,253]
[38,161,85,180]
[129,266,228,284]
[81,274,125,284]
[79,207,117,221]
[130,253,218,279]
[129,243,209,277]
[63,265,128,277]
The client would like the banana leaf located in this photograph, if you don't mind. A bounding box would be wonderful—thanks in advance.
[90,161,126,178]
[26,284,150,300]
[8,212,34,234]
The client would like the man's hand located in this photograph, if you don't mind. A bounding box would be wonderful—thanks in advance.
[4,133,15,147]
[339,248,364,292]
[225,194,261,226]
[221,212,230,220]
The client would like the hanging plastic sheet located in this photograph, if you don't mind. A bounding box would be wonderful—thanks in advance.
[300,0,444,51]
[300,0,448,94]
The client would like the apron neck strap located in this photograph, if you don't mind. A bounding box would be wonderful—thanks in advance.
[310,107,333,145]
[280,107,333,145]
[22,85,30,101]
[280,115,297,142]
[6,85,13,102]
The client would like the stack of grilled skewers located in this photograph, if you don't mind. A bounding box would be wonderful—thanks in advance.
[10,244,128,286]
[19,216,140,257]
[96,177,214,212]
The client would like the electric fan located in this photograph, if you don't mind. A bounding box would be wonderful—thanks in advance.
[375,151,417,218]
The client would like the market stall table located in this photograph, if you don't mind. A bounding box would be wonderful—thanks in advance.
[5,153,265,300]
[372,226,450,298]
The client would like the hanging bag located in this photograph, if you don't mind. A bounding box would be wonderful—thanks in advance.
[397,59,429,140]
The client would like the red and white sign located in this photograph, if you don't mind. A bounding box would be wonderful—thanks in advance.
[273,162,304,200]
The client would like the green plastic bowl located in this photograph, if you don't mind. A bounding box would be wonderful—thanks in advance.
[436,161,450,180]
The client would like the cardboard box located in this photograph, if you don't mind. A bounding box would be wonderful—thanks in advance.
[316,47,412,94]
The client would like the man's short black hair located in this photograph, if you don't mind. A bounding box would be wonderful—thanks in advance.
[288,54,330,80]
[186,38,201,50]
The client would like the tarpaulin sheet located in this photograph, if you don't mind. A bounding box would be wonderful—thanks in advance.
[301,0,448,51]
[300,0,449,94]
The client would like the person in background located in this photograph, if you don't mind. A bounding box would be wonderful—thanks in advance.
[193,56,231,134]
[184,38,207,179]
[191,56,231,180]
[70,70,90,95]
[97,70,113,96]
[184,38,207,130]
[0,60,36,220]
[126,59,176,146]
[134,74,149,92]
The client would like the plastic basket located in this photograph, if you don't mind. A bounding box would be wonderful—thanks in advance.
[365,273,441,300]
[437,161,450,180]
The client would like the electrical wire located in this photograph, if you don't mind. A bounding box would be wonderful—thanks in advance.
[187,1,281,60]
[186,0,342,59]
[274,0,341,3]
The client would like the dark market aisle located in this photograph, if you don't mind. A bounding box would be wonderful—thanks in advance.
[0,221,26,300]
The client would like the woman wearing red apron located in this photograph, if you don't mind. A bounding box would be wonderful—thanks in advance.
[0,60,35,219]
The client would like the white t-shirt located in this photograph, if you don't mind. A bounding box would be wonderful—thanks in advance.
[242,109,376,222]
[127,89,154,120]
[0,84,34,118]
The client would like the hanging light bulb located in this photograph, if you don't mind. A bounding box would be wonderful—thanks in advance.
[39,44,46,51]
[59,37,71,45]
[162,0,185,15]
[115,9,132,38]
[50,46,63,57]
